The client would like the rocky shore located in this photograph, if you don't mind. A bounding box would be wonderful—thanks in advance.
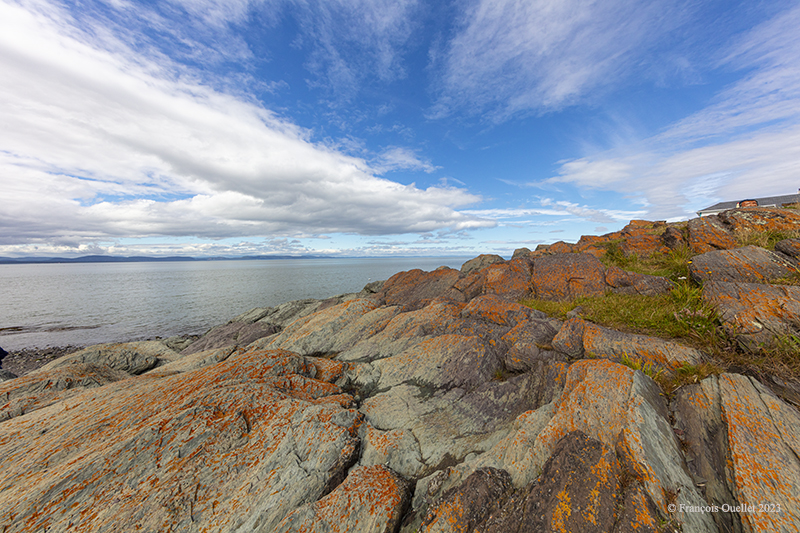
[0,345,84,378]
[1,207,800,532]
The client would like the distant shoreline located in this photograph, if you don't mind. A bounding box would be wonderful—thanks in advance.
[0,254,475,265]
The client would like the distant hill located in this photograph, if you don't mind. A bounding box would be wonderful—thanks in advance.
[0,254,328,264]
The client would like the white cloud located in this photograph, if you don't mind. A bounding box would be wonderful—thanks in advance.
[373,147,439,174]
[432,0,690,119]
[549,4,800,220]
[0,2,492,249]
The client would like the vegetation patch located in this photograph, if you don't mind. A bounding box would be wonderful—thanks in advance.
[599,243,695,281]
[735,228,800,250]
[522,281,800,386]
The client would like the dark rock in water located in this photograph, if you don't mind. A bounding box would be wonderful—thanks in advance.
[0,346,7,361]
[689,245,798,283]
[605,265,674,296]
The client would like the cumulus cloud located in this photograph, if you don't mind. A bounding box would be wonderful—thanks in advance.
[549,3,800,220]
[0,2,491,249]
[431,0,692,119]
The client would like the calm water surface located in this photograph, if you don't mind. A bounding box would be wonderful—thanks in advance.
[0,257,471,350]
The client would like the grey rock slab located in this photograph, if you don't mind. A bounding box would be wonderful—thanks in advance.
[552,318,702,369]
[266,298,383,355]
[671,376,745,533]
[181,321,280,355]
[460,254,505,275]
[0,363,131,422]
[273,465,410,533]
[689,245,798,283]
[38,340,177,375]
[0,348,363,533]
[702,280,800,346]
[718,373,800,532]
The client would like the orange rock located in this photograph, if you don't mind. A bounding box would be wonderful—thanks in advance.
[380,268,464,310]
[274,465,410,533]
[531,254,607,300]
[688,216,737,254]
[481,257,533,300]
[0,348,362,532]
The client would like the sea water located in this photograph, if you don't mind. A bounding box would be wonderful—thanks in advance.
[0,257,471,350]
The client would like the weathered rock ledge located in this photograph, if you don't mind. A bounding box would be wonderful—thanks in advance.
[2,207,800,532]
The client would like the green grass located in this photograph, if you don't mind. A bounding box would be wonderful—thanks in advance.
[523,282,800,385]
[599,242,695,280]
[522,282,719,344]
[736,228,800,250]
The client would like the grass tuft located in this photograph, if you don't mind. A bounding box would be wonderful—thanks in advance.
[735,228,800,250]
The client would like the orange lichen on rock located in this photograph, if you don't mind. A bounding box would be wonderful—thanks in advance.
[0,347,363,533]
[719,374,800,532]
[274,465,409,533]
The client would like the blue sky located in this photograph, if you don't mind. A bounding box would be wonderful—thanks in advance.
[2,0,799,258]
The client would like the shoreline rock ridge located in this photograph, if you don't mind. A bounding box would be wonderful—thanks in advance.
[1,207,799,532]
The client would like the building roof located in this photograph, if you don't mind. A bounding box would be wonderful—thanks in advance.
[697,193,800,216]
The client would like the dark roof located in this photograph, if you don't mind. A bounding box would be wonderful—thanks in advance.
[697,193,800,216]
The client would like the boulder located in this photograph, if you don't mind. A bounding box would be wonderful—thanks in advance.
[181,321,279,355]
[661,226,686,249]
[775,238,800,260]
[552,318,703,370]
[481,257,534,300]
[531,254,607,300]
[688,216,737,254]
[511,247,532,259]
[379,268,464,310]
[605,266,673,296]
[274,465,410,533]
[38,340,179,375]
[719,207,800,234]
[500,318,563,372]
[688,245,798,283]
[460,254,505,275]
[702,280,800,346]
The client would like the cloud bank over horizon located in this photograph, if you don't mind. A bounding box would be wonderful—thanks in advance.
[2,0,799,258]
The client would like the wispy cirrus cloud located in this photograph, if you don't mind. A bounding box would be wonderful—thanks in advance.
[430,0,693,120]
[0,1,491,251]
[549,3,800,220]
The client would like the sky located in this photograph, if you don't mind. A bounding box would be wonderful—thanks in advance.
[2,0,800,259]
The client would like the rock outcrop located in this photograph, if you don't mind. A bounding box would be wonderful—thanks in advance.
[2,207,800,532]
